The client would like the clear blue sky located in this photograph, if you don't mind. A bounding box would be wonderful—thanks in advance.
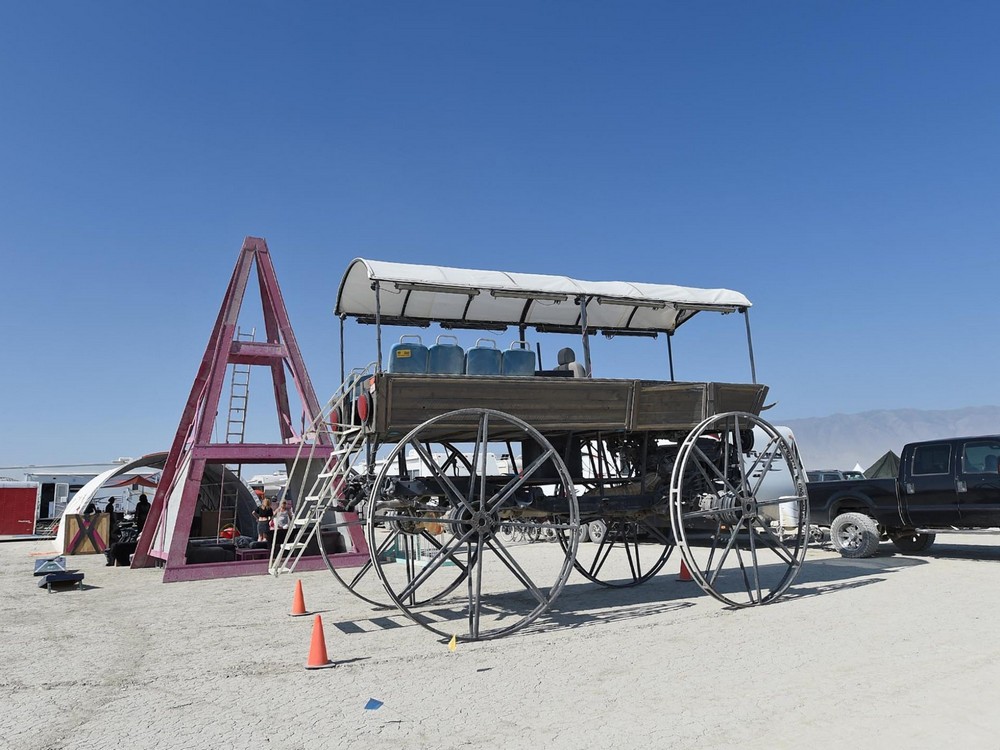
[2,2,998,467]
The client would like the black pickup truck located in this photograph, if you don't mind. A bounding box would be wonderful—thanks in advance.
[809,435,1000,557]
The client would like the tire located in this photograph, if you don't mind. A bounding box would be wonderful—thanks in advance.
[891,531,935,554]
[577,523,590,544]
[588,520,607,544]
[830,512,880,558]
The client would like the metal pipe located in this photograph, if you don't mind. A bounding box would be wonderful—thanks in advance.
[743,308,757,384]
[339,316,346,385]
[667,333,675,381]
[374,282,384,372]
[579,296,593,377]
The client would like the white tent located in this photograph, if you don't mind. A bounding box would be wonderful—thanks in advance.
[54,454,167,552]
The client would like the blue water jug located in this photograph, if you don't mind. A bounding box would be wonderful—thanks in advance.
[465,338,502,375]
[389,335,429,373]
[428,335,465,374]
[502,341,536,376]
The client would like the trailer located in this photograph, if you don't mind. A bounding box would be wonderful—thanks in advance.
[272,259,809,640]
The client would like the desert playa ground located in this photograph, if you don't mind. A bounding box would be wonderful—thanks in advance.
[4,535,1000,750]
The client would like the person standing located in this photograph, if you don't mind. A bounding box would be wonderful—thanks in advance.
[252,497,274,543]
[273,499,292,545]
[134,493,151,531]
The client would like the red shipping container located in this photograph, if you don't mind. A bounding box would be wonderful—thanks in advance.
[0,484,38,535]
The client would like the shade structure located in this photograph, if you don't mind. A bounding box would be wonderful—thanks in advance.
[336,258,752,334]
[105,474,158,489]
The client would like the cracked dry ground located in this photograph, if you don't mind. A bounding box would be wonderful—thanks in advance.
[4,538,1000,750]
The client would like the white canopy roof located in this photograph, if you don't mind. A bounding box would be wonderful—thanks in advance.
[335,259,752,335]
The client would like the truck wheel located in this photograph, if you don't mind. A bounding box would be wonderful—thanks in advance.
[830,512,880,558]
[891,532,935,554]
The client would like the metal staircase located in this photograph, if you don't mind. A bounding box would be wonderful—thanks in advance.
[269,365,375,575]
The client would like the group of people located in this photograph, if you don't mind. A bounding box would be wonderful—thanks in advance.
[83,494,151,531]
[251,496,292,542]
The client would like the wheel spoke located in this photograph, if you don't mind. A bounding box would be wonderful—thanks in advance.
[587,531,617,579]
[476,413,490,511]
[410,441,476,517]
[486,537,547,605]
[691,445,743,501]
[468,531,485,639]
[708,521,743,586]
[751,524,800,566]
[396,526,477,602]
[622,525,641,582]
[703,519,723,574]
[348,530,400,588]
[485,448,555,514]
[745,437,782,497]
[747,516,763,604]
[731,535,756,603]
[420,529,470,575]
[641,521,674,547]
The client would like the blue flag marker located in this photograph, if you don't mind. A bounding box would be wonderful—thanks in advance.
[364,698,383,711]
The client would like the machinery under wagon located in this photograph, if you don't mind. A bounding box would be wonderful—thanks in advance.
[271,258,809,640]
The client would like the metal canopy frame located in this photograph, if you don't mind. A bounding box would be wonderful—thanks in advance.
[335,258,759,383]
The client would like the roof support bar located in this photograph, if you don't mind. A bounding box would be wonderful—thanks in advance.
[374,281,384,373]
[578,296,593,377]
[742,308,757,385]
[667,332,675,382]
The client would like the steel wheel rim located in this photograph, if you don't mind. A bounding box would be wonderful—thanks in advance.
[558,517,674,588]
[318,443,475,608]
[366,408,580,640]
[669,411,809,607]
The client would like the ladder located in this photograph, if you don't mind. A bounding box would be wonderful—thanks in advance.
[269,366,374,575]
[225,327,255,447]
[219,327,254,537]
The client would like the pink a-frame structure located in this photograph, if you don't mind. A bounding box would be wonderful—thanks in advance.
[131,237,368,581]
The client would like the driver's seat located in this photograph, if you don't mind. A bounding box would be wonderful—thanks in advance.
[555,348,587,378]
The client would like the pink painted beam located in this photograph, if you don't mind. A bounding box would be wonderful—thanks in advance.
[228,340,288,365]
[162,551,371,583]
[190,444,335,462]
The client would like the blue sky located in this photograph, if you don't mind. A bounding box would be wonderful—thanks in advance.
[2,2,998,467]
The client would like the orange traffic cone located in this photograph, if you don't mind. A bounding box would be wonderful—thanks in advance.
[290,579,308,617]
[305,615,335,670]
[677,559,693,582]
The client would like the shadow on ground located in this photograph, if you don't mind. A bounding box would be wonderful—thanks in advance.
[326,552,923,637]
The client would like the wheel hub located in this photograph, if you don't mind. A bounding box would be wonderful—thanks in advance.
[449,506,499,537]
[697,491,743,525]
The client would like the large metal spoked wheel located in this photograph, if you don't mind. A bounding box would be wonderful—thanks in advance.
[366,408,580,641]
[557,515,674,588]
[668,411,808,607]
[318,443,476,608]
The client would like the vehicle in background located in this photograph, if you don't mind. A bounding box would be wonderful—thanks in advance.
[807,469,865,482]
[808,435,1000,557]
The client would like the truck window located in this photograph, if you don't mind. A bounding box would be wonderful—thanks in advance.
[961,440,1000,473]
[912,444,951,475]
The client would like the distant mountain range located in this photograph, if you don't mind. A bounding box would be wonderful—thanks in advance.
[780,406,1000,472]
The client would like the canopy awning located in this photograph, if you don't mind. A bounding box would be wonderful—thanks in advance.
[335,259,752,335]
[105,474,159,488]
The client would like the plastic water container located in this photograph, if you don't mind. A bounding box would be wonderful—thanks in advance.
[465,338,502,375]
[502,341,536,376]
[428,335,465,374]
[389,335,429,373]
